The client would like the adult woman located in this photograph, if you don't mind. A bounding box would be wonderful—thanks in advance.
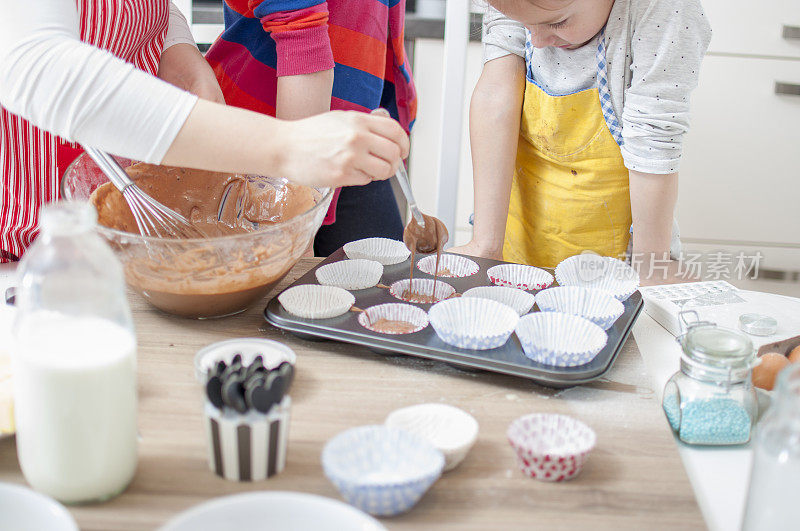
[0,0,409,262]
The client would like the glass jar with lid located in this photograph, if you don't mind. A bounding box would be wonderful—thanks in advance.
[662,311,758,446]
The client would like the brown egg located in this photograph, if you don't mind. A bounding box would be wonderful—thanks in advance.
[752,353,791,391]
[788,345,800,364]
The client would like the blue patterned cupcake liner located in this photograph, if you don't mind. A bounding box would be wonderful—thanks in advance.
[516,312,608,367]
[428,297,519,350]
[535,286,624,330]
[322,425,444,516]
[555,254,639,301]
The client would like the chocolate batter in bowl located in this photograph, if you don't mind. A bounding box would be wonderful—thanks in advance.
[61,154,333,318]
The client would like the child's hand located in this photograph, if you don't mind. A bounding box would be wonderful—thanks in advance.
[279,111,409,188]
[158,44,225,104]
[449,240,504,261]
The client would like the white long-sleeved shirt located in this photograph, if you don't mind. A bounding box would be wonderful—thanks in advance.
[482,0,712,175]
[0,0,198,164]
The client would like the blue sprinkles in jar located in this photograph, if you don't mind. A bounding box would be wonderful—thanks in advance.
[663,395,752,445]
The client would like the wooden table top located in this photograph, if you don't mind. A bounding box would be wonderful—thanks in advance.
[0,258,704,530]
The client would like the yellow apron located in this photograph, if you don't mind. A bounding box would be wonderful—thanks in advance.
[503,48,631,269]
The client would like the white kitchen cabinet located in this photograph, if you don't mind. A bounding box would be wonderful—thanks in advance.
[703,0,800,59]
[678,55,800,246]
[677,0,800,271]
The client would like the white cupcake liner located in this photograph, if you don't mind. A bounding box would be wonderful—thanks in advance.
[343,238,410,265]
[487,264,554,291]
[416,254,479,278]
[315,259,384,290]
[462,286,536,317]
[278,284,355,319]
[358,303,429,335]
[535,286,624,330]
[428,297,519,350]
[507,413,596,482]
[385,404,479,472]
[389,279,456,304]
[555,254,640,301]
[515,312,608,367]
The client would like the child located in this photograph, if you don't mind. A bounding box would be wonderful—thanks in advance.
[205,1,417,256]
[451,0,711,279]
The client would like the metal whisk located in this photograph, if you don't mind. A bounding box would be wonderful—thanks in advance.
[83,147,207,239]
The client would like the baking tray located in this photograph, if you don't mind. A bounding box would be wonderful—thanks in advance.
[264,249,643,388]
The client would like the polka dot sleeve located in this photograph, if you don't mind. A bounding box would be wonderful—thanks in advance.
[481,4,526,64]
[620,0,712,174]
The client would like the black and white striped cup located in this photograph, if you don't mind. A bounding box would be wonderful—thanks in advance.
[205,396,291,481]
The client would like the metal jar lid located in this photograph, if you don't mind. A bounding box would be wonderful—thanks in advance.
[738,313,778,336]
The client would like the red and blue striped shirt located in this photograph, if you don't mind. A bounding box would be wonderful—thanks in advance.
[206,0,417,131]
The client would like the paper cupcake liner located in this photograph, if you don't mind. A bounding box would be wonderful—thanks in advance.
[555,254,640,301]
[315,259,384,290]
[535,286,624,330]
[462,286,536,317]
[278,284,355,319]
[343,238,410,266]
[389,279,456,304]
[358,303,429,335]
[428,297,519,350]
[322,425,444,516]
[205,396,291,482]
[487,264,554,291]
[416,254,479,278]
[515,312,608,367]
[507,413,596,482]
[385,404,479,472]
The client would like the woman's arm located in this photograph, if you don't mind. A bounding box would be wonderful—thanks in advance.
[0,0,406,186]
[157,3,225,104]
[163,101,407,187]
[450,54,525,259]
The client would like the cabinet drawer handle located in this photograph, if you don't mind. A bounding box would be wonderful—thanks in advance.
[783,25,800,39]
[775,82,800,96]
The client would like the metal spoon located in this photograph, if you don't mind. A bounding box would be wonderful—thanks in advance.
[371,108,425,228]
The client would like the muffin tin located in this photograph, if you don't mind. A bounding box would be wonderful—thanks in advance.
[264,249,643,388]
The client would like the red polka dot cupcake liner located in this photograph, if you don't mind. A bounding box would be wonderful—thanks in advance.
[507,413,596,482]
[487,264,554,291]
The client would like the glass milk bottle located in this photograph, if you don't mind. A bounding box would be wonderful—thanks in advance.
[742,363,800,530]
[12,201,137,504]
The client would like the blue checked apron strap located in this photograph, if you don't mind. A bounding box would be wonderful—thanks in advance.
[596,28,624,146]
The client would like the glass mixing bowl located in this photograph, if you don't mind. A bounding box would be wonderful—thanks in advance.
[61,153,333,318]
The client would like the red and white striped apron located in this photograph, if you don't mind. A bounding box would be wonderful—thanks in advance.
[0,0,169,262]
